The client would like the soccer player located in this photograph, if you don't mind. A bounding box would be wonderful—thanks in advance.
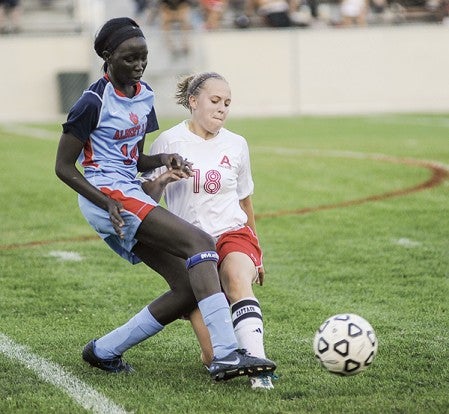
[55,17,276,382]
[142,72,276,389]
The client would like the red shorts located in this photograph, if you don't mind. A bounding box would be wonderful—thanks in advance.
[216,226,263,268]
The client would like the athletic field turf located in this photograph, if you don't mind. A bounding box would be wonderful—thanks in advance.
[1,114,448,413]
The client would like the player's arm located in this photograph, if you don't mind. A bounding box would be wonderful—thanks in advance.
[137,136,191,172]
[139,135,194,201]
[240,195,256,234]
[55,132,125,238]
[141,169,189,202]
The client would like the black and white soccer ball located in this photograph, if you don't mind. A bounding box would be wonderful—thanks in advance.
[313,313,378,376]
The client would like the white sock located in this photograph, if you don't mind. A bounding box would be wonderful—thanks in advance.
[231,297,266,358]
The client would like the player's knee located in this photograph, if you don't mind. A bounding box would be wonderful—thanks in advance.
[189,227,216,252]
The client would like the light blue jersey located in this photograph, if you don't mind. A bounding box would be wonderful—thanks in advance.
[62,75,160,264]
[63,75,158,180]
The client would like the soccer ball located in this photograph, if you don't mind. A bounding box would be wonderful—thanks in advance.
[313,313,378,376]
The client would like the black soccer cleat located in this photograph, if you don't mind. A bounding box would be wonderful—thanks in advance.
[209,349,276,381]
[82,339,134,373]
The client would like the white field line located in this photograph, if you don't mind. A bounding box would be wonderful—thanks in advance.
[48,250,83,261]
[0,333,130,414]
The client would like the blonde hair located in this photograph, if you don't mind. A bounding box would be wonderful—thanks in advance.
[175,72,226,110]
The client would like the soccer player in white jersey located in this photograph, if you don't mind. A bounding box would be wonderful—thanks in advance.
[55,18,276,382]
[142,72,276,389]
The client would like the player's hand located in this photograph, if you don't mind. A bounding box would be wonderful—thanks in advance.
[158,169,190,184]
[107,199,125,239]
[255,265,265,286]
[160,153,194,176]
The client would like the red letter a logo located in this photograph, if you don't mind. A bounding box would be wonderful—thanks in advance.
[220,155,231,168]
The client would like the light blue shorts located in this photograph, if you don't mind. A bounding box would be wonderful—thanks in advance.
[78,176,158,264]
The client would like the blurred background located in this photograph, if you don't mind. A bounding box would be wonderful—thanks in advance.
[0,0,448,121]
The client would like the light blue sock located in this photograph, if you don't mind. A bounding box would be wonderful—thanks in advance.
[198,292,238,359]
[94,306,164,359]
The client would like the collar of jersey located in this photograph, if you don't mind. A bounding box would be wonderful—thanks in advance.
[104,74,141,97]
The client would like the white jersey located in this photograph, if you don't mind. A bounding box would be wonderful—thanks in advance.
[147,121,254,238]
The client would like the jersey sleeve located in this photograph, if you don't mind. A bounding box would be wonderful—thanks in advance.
[62,91,101,143]
[141,82,159,134]
[237,138,255,200]
[146,106,159,134]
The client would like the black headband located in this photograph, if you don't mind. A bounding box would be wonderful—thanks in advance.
[103,25,145,54]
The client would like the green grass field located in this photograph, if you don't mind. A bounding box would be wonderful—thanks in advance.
[1,114,448,414]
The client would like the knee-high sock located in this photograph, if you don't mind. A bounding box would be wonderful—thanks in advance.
[231,297,266,358]
[94,306,164,359]
[198,292,238,359]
